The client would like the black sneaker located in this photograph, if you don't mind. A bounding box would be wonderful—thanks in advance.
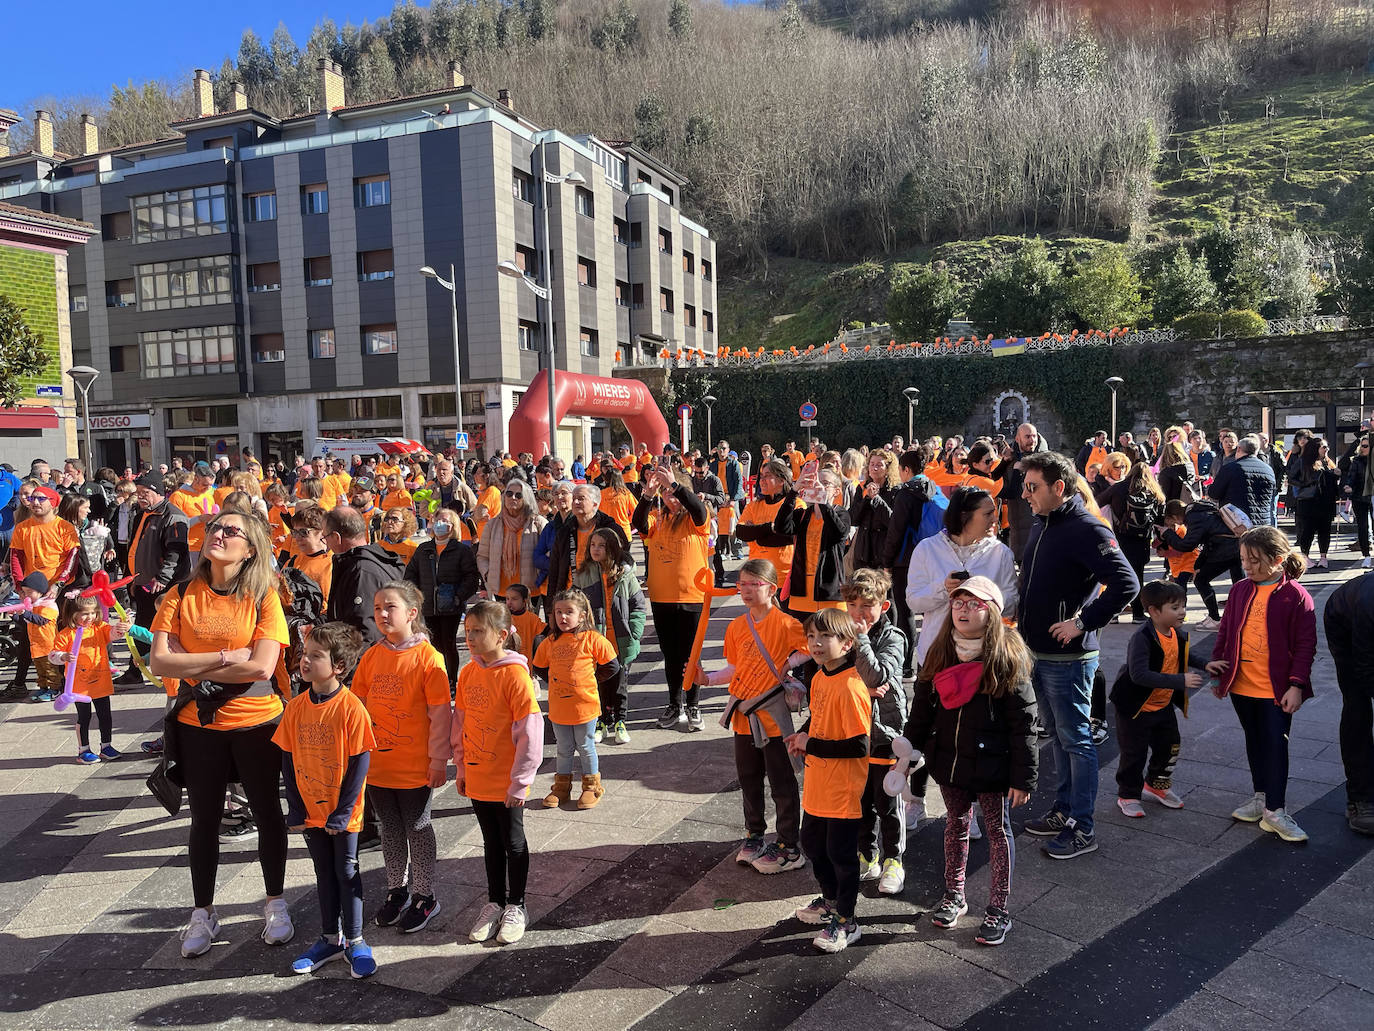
[374,887,412,927]
[685,706,704,732]
[929,890,967,929]
[398,894,440,933]
[140,737,164,754]
[219,818,258,844]
[1090,718,1110,745]
[1024,810,1069,838]
[113,668,144,686]
[1348,801,1374,837]
[976,906,1012,946]
[0,681,29,702]
[656,705,684,730]
[1044,826,1097,860]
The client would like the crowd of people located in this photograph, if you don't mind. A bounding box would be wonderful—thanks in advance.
[1,413,1372,971]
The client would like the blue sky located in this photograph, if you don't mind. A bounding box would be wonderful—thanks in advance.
[2,1,397,105]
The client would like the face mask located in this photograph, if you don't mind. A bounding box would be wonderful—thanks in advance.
[433,521,452,537]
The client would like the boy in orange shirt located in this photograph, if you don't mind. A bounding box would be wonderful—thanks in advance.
[17,572,61,702]
[787,608,872,953]
[503,584,546,666]
[275,623,378,978]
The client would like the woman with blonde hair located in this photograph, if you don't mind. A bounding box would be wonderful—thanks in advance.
[848,448,899,571]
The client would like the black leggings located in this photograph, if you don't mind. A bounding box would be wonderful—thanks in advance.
[431,613,462,688]
[599,662,630,723]
[800,813,862,921]
[472,800,529,906]
[651,600,700,709]
[1295,499,1334,558]
[75,696,112,748]
[179,720,288,908]
[1195,555,1244,621]
[1119,534,1152,619]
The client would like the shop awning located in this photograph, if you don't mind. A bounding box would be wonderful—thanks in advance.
[0,406,58,430]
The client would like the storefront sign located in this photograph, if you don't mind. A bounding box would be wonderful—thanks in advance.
[86,413,152,431]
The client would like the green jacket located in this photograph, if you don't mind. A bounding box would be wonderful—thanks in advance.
[571,562,646,665]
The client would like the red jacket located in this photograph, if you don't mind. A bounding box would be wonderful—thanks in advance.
[1213,575,1316,702]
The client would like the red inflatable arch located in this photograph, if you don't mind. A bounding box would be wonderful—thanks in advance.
[508,370,669,458]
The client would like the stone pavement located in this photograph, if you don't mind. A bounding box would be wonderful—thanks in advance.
[1,550,1372,1031]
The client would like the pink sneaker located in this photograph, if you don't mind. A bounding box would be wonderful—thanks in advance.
[1143,784,1184,809]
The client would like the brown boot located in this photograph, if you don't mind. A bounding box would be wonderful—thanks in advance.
[576,773,605,810]
[543,774,573,808]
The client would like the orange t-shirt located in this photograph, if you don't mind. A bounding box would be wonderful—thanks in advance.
[1141,627,1180,713]
[351,640,450,789]
[783,450,805,480]
[153,581,290,730]
[272,687,377,832]
[1230,582,1278,700]
[289,548,334,603]
[1166,525,1198,577]
[802,663,872,819]
[267,506,290,550]
[381,489,413,512]
[169,487,217,553]
[454,658,541,803]
[212,486,234,506]
[475,486,502,535]
[510,608,547,665]
[378,536,419,565]
[641,509,711,604]
[789,514,845,614]
[724,607,808,736]
[599,490,635,540]
[534,630,617,726]
[11,518,80,583]
[52,623,115,700]
[739,496,798,586]
[620,462,639,485]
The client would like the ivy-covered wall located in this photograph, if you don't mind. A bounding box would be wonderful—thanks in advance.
[661,331,1373,455]
[0,243,60,398]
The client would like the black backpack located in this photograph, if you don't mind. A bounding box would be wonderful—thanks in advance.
[277,565,326,695]
[1124,489,1160,535]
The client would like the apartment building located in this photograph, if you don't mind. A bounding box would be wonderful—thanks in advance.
[0,61,718,467]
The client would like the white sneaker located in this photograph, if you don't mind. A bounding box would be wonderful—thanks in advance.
[1231,792,1265,823]
[261,897,295,945]
[877,858,905,895]
[1260,808,1309,842]
[968,809,983,840]
[904,798,926,830]
[180,907,220,958]
[468,901,503,943]
[1117,797,1146,818]
[858,852,880,881]
[495,904,527,945]
[1362,556,1371,568]
[1195,616,1221,631]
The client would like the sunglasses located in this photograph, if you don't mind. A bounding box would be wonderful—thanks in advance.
[208,523,247,540]
[503,490,523,498]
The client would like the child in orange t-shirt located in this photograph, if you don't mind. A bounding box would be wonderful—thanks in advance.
[503,584,546,666]
[351,581,452,934]
[274,623,378,978]
[454,601,544,946]
[532,590,620,810]
[786,608,872,953]
[16,572,61,702]
[50,593,129,763]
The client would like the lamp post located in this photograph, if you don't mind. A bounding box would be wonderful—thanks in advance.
[902,387,920,447]
[1105,376,1124,446]
[702,395,717,451]
[66,365,99,472]
[419,264,464,455]
[1357,361,1371,426]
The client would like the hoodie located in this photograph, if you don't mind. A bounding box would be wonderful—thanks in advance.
[451,650,545,804]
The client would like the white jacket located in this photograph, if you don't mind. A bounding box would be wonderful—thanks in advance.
[906,530,1019,665]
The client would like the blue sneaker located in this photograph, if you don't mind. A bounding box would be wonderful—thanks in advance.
[345,938,377,979]
[99,744,121,761]
[77,750,99,765]
[34,690,56,703]
[290,937,346,974]
[1044,825,1098,860]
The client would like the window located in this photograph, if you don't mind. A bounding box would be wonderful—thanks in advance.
[139,325,237,379]
[69,292,87,313]
[631,283,645,310]
[575,186,594,218]
[660,288,674,314]
[309,328,336,359]
[317,395,402,423]
[246,192,277,222]
[363,324,398,355]
[102,211,131,241]
[132,185,229,242]
[591,144,626,188]
[105,278,135,308]
[615,280,630,308]
[514,245,539,277]
[704,310,715,333]
[252,333,285,363]
[683,250,695,275]
[167,404,237,430]
[684,303,696,328]
[204,136,233,152]
[613,218,628,245]
[637,171,652,185]
[661,185,674,205]
[305,256,333,287]
[135,256,234,311]
[658,228,672,254]
[109,345,135,372]
[301,184,328,215]
[353,175,391,208]
[577,256,596,288]
[517,320,539,351]
[421,393,455,418]
[358,249,394,282]
[702,258,713,281]
[579,327,599,357]
[248,262,281,293]
[513,170,533,203]
[629,222,643,249]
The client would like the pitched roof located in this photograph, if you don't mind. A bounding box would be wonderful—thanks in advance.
[0,199,95,233]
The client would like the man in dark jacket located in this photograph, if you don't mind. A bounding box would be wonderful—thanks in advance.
[1207,435,1275,529]
[117,473,191,686]
[547,485,630,597]
[324,505,407,644]
[993,422,1046,564]
[1258,434,1286,526]
[1325,570,1374,835]
[882,448,934,677]
[1017,450,1139,861]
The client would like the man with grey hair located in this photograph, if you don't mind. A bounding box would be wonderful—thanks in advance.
[1208,434,1275,529]
[546,483,627,595]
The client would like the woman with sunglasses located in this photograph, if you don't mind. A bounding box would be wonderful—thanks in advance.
[377,507,420,565]
[1342,433,1373,568]
[477,480,547,598]
[149,512,293,960]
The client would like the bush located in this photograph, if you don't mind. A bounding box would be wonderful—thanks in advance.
[1062,247,1149,330]
[1172,311,1221,339]
[887,263,960,341]
[1151,247,1219,325]
[1217,309,1268,338]
[967,239,1066,336]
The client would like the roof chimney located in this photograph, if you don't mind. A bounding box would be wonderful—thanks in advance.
[447,61,465,89]
[497,88,514,111]
[33,109,54,157]
[193,69,214,118]
[317,59,346,113]
[80,113,99,155]
[231,82,248,112]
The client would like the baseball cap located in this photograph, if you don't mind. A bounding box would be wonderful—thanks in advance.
[192,461,213,477]
[953,575,1004,610]
[134,471,165,493]
[662,443,679,453]
[351,476,375,494]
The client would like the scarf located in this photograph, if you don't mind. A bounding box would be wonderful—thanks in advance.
[500,508,526,587]
[953,632,984,663]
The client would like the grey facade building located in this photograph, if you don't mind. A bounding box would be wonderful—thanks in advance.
[0,62,718,468]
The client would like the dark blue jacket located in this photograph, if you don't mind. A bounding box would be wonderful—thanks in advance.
[0,469,22,536]
[1017,495,1140,656]
[1207,453,1275,528]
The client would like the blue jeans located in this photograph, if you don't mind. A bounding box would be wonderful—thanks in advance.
[1269,493,1279,527]
[1032,656,1100,835]
[553,718,599,776]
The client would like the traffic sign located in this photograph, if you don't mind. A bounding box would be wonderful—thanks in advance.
[455,431,470,450]
[799,401,817,421]
[677,403,693,417]
[800,419,817,428]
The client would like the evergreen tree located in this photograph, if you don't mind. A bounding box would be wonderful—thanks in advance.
[968,239,1066,335]
[888,263,960,341]
[1063,248,1149,330]
[1150,246,1219,324]
[669,0,693,40]
[633,93,668,152]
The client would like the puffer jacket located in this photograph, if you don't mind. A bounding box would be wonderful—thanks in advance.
[852,612,907,760]
[905,530,1018,665]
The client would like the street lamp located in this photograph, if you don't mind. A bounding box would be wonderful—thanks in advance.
[902,387,920,447]
[419,264,464,455]
[702,395,717,450]
[1105,377,1124,446]
[1356,361,1371,426]
[66,365,99,472]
